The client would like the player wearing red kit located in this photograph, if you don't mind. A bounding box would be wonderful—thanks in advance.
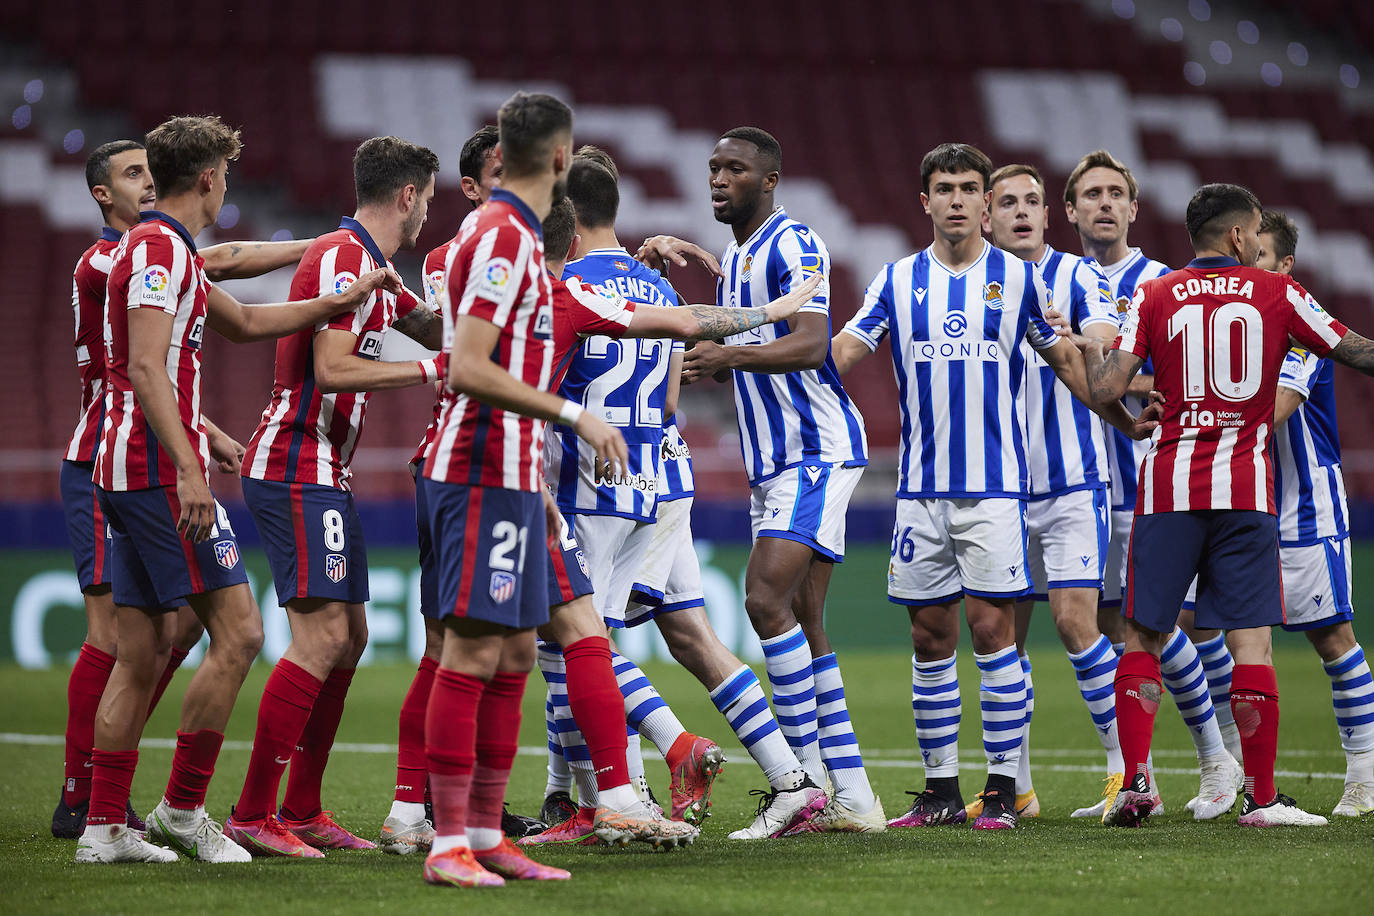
[1073,183,1374,827]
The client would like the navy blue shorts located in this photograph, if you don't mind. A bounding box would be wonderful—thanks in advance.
[1126,510,1283,633]
[61,460,110,591]
[96,485,248,609]
[418,478,549,629]
[547,514,594,609]
[242,478,369,607]
[414,473,438,618]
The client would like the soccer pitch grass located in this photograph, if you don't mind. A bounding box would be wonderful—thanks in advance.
[2,645,1371,915]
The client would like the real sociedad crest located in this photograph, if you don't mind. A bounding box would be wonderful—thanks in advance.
[214,539,239,570]
[490,571,516,603]
[325,553,347,583]
[983,281,1004,310]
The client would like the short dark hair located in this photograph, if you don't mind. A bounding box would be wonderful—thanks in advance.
[920,143,993,194]
[566,159,619,229]
[1260,209,1299,261]
[542,197,577,263]
[1185,183,1262,246]
[1065,149,1138,204]
[576,145,618,182]
[459,125,499,182]
[988,163,1045,196]
[497,92,573,179]
[353,136,439,207]
[86,140,144,191]
[719,126,781,172]
[144,115,242,196]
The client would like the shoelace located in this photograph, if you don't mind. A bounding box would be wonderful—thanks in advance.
[748,788,780,819]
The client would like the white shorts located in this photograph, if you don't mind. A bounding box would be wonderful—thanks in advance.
[625,497,705,628]
[571,513,654,629]
[1102,508,1136,605]
[750,463,863,561]
[887,497,1031,605]
[1026,488,1109,598]
[1281,537,1353,631]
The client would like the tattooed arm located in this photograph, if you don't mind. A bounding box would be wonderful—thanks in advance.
[623,273,821,342]
[1330,330,1374,376]
[1077,336,1145,406]
[391,302,443,350]
[201,239,313,281]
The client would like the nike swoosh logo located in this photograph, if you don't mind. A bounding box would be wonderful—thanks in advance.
[83,761,93,768]
[275,756,292,765]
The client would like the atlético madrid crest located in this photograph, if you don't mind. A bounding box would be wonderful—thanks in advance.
[490,571,516,604]
[325,553,347,583]
[214,539,239,570]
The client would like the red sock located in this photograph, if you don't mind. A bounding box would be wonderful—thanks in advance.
[426,667,485,838]
[1114,651,1162,787]
[563,637,629,791]
[470,670,527,838]
[147,646,190,719]
[64,643,115,807]
[234,659,321,821]
[281,667,355,821]
[163,729,224,809]
[396,656,438,803]
[1231,664,1279,806]
[86,749,137,827]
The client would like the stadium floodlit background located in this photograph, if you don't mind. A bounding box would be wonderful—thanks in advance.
[2,0,1374,666]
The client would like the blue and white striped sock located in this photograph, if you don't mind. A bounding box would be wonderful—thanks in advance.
[710,665,803,787]
[612,650,686,756]
[1068,635,1124,773]
[1325,645,1374,757]
[1193,633,1241,758]
[536,641,576,798]
[1160,628,1226,760]
[1016,653,1034,794]
[761,625,825,787]
[977,646,1027,779]
[912,654,961,779]
[812,653,876,812]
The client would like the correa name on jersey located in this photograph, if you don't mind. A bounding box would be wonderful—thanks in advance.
[550,249,679,521]
[243,218,418,490]
[65,226,121,464]
[843,240,1057,499]
[95,211,213,491]
[1274,344,1348,545]
[715,207,867,485]
[423,189,554,493]
[1021,246,1118,498]
[1116,258,1348,515]
[1096,248,1170,511]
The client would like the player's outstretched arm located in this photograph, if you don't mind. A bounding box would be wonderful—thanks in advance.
[1330,330,1374,376]
[205,267,402,342]
[126,309,215,542]
[1042,337,1154,438]
[450,314,629,477]
[681,310,830,383]
[625,273,821,341]
[312,329,440,394]
[390,293,443,351]
[201,238,314,281]
[634,235,723,278]
[829,331,871,375]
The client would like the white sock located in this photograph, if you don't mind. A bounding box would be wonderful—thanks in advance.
[388,800,426,822]
[431,833,468,855]
[812,652,876,812]
[599,783,640,811]
[626,730,646,782]
[761,625,825,786]
[710,665,804,787]
[467,827,501,851]
[1016,653,1034,794]
[613,651,687,755]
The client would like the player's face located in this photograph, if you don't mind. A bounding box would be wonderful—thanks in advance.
[460,149,501,209]
[1233,208,1263,267]
[96,149,156,225]
[1067,167,1137,246]
[984,173,1047,259]
[708,138,775,227]
[400,175,436,250]
[550,131,573,207]
[921,169,989,243]
[204,157,228,222]
[1255,231,1293,275]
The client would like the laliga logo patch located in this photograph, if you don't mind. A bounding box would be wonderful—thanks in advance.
[489,570,516,604]
[485,259,511,287]
[426,270,445,298]
[143,266,169,294]
[333,271,357,295]
[213,539,240,570]
[325,553,347,583]
[942,311,967,337]
[982,281,1003,310]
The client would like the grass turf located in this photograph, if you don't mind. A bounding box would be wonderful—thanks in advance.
[2,644,1371,914]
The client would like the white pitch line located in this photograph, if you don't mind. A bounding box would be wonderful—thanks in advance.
[0,732,1346,780]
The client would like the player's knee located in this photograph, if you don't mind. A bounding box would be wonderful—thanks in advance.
[743,590,790,634]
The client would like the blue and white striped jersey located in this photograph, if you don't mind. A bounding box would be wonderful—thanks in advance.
[551,248,682,521]
[658,417,694,502]
[843,241,1058,499]
[716,208,867,485]
[1098,248,1170,511]
[1275,347,1348,545]
[1022,246,1118,497]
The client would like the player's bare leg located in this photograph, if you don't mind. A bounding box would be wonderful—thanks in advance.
[147,606,205,716]
[382,617,443,854]
[1305,621,1374,815]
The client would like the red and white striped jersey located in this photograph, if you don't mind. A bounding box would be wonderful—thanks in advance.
[65,226,121,463]
[408,235,458,471]
[94,212,213,491]
[549,274,637,388]
[242,218,419,490]
[1116,257,1348,515]
[423,190,554,492]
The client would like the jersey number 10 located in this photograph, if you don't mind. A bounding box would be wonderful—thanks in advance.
[1167,302,1263,402]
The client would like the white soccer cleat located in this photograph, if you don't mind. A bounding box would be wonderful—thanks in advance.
[1189,752,1243,820]
[593,800,698,850]
[145,800,251,863]
[1238,793,1328,827]
[728,778,828,840]
[1331,781,1374,817]
[379,812,435,855]
[75,824,179,864]
[785,794,886,834]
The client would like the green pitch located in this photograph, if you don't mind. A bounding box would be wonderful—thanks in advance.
[2,644,1371,915]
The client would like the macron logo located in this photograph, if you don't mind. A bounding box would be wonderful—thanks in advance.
[804,467,823,485]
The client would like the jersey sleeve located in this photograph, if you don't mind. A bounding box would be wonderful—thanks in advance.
[1075,261,1119,334]
[127,236,184,316]
[317,243,373,335]
[456,223,533,324]
[1282,278,1347,356]
[563,276,635,338]
[1024,265,1058,351]
[771,226,831,315]
[841,264,893,351]
[73,255,106,351]
[395,284,422,319]
[1277,346,1320,398]
[1114,284,1152,360]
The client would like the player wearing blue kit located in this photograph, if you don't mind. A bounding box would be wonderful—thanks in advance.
[1260,211,1374,817]
[1065,151,1243,820]
[831,143,1155,830]
[681,127,881,831]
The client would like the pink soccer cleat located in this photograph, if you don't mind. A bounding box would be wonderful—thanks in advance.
[279,810,377,850]
[474,837,571,880]
[423,847,505,888]
[224,812,324,858]
[517,806,598,847]
[667,734,725,824]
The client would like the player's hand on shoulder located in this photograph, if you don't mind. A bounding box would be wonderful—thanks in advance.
[766,273,822,323]
[174,468,216,543]
[338,267,403,307]
[574,412,629,483]
[635,235,723,278]
[208,428,246,475]
[1044,305,1072,335]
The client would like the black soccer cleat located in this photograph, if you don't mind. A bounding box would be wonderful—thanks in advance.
[539,791,579,828]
